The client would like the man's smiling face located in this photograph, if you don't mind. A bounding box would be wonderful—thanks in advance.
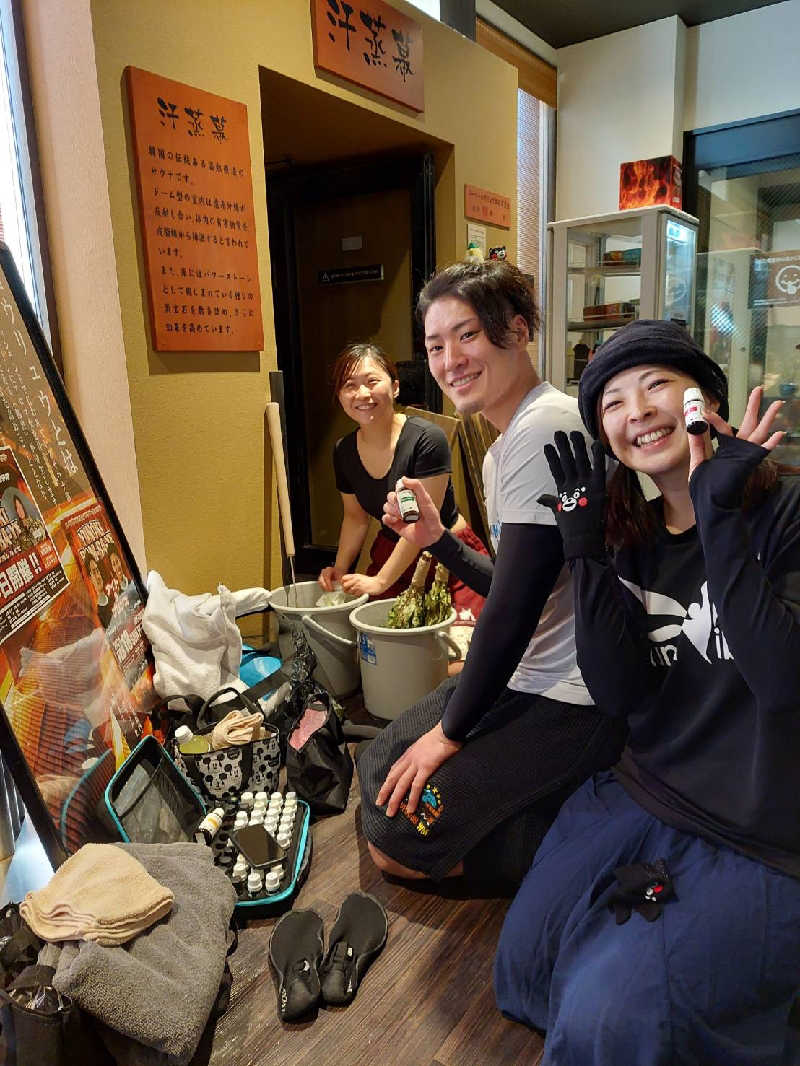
[424,295,527,421]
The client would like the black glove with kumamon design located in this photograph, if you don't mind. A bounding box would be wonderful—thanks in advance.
[538,431,608,561]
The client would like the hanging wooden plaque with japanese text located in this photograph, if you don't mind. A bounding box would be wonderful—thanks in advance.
[126,66,263,351]
[464,185,511,229]
[311,0,424,112]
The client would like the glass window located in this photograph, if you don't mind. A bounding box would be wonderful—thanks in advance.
[0,0,50,341]
[518,88,554,370]
[694,156,800,462]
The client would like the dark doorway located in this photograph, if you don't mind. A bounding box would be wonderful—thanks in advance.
[266,151,436,574]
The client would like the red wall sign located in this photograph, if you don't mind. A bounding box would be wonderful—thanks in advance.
[464,185,511,229]
[311,0,424,112]
[126,66,264,352]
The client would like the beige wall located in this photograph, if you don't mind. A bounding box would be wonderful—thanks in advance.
[555,17,687,221]
[554,1,800,222]
[22,0,147,571]
[22,0,518,597]
[684,0,800,132]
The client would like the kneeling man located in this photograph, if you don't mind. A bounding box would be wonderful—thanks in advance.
[358,260,624,893]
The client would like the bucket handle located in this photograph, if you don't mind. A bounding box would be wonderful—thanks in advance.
[436,631,462,663]
[301,613,356,649]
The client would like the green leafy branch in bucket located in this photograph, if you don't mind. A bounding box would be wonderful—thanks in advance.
[385,554,452,629]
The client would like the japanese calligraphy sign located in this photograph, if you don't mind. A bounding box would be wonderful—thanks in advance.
[126,66,264,351]
[464,185,511,229]
[311,0,424,112]
[0,244,158,866]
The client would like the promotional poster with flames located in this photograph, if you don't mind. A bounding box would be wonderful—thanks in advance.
[0,253,158,858]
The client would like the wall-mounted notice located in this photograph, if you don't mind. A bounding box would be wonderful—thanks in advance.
[126,66,264,351]
[311,0,424,112]
[318,264,384,285]
[464,184,511,229]
[750,250,800,308]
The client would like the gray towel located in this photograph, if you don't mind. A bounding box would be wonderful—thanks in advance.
[52,842,236,1066]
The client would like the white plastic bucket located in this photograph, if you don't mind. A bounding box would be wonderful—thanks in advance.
[267,582,368,698]
[349,598,460,720]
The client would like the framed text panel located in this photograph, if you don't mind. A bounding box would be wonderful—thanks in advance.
[126,66,264,352]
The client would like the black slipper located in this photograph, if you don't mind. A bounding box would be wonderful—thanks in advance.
[320,891,388,1006]
[268,909,324,1021]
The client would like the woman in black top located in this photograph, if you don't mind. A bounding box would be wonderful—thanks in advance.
[319,342,487,616]
[495,320,800,1065]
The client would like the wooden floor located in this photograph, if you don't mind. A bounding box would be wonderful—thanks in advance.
[201,762,545,1066]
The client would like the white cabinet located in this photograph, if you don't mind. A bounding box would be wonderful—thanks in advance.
[547,205,698,394]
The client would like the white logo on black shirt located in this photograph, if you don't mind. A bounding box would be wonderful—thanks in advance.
[618,578,733,666]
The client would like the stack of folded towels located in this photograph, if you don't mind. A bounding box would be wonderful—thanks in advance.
[19,843,174,946]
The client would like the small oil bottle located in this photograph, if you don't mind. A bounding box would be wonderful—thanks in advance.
[683,388,708,435]
[396,478,420,522]
[174,725,211,754]
[196,807,225,845]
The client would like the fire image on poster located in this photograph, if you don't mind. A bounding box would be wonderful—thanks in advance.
[0,247,159,861]
[0,446,69,643]
[63,502,148,691]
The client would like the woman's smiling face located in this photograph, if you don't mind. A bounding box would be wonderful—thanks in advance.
[600,363,718,477]
[337,356,397,425]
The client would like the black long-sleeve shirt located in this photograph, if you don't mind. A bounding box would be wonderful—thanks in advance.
[428,523,565,741]
[572,455,800,877]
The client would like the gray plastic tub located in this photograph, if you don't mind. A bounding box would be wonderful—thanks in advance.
[349,598,460,720]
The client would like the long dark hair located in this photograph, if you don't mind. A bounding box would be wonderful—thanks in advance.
[605,458,788,549]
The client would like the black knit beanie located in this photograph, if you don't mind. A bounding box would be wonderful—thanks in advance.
[577,319,729,441]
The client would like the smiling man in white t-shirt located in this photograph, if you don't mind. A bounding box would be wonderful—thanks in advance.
[357,259,623,893]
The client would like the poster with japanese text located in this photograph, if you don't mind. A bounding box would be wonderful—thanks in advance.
[0,447,69,642]
[0,244,158,865]
[311,0,424,112]
[126,66,264,351]
[63,501,149,692]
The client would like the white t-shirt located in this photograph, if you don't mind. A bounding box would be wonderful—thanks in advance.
[483,381,593,705]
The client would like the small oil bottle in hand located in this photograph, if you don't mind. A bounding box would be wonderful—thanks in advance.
[396,478,420,522]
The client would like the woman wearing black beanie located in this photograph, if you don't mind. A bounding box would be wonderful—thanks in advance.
[495,319,800,1065]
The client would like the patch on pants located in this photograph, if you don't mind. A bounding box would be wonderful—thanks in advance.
[400,783,444,836]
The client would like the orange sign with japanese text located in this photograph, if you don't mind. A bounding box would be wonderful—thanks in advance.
[126,66,263,351]
[464,185,511,229]
[311,0,424,112]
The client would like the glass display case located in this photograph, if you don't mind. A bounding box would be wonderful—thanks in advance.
[547,205,699,394]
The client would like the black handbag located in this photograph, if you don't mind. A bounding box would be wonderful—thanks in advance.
[0,903,113,1066]
[170,685,281,805]
[285,692,353,816]
[265,627,353,815]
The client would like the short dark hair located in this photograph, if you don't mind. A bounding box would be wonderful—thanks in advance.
[330,342,398,396]
[416,260,540,347]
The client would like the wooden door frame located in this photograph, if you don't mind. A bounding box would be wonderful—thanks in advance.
[266,151,436,574]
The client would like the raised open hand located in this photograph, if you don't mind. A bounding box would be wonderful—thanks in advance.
[689,387,785,507]
[538,431,608,560]
[688,386,784,480]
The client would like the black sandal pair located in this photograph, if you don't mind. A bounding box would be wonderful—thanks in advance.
[268,891,388,1021]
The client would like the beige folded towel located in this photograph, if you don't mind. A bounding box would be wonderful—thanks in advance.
[210,708,263,749]
[20,843,173,945]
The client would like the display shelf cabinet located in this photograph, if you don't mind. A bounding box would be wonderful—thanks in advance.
[548,205,699,394]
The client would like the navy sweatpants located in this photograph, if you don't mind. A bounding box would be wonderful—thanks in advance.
[495,772,800,1066]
